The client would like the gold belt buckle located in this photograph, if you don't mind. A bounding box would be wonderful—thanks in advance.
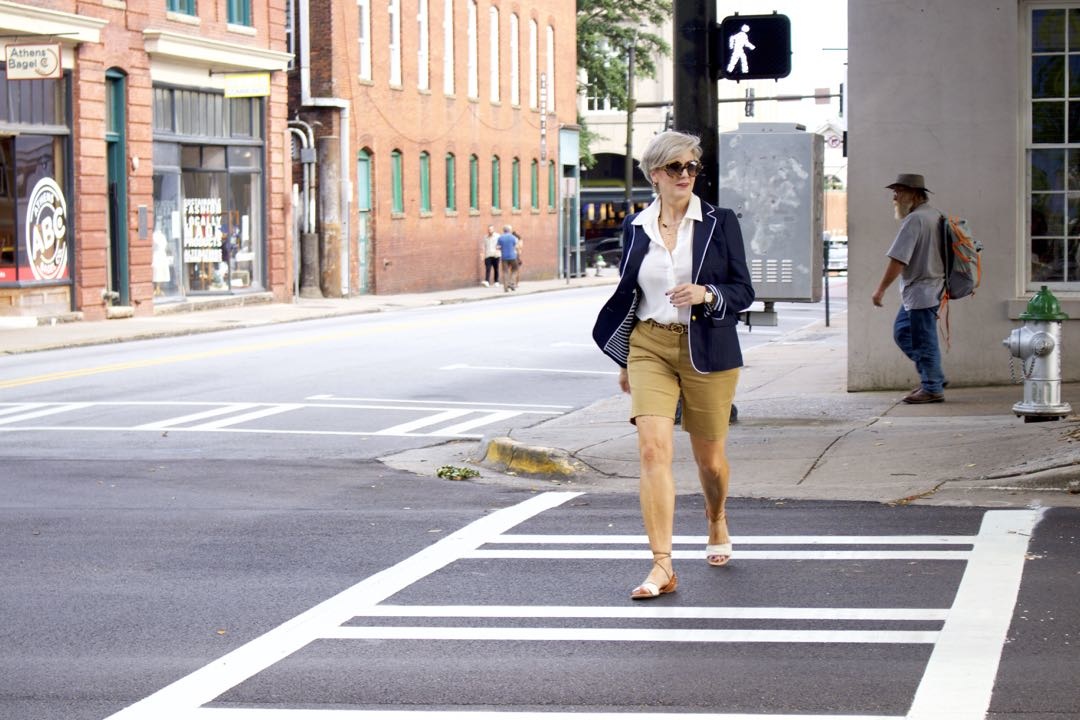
[670,323,686,335]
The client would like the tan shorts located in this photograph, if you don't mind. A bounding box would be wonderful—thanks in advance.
[627,320,740,440]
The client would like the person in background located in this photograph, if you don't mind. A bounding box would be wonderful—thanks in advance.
[871,173,947,404]
[592,130,755,600]
[497,224,520,292]
[482,225,500,287]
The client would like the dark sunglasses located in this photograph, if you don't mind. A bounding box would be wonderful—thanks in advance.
[661,160,703,178]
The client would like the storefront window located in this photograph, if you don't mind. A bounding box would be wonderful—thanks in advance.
[152,86,265,299]
[0,67,71,287]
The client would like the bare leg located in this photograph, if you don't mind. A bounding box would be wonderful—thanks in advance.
[634,415,676,590]
[690,434,732,563]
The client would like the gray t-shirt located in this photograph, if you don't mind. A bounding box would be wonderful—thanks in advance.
[886,203,945,310]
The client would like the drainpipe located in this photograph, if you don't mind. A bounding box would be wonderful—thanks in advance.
[288,121,320,297]
[299,0,352,296]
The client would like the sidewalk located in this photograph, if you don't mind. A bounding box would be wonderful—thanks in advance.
[3,274,1079,508]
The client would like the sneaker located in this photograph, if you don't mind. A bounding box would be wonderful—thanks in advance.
[902,388,945,404]
[494,282,501,287]
[481,281,489,287]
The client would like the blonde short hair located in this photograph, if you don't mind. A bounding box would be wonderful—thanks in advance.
[639,130,702,182]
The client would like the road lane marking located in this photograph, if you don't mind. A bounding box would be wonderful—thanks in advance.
[469,549,972,561]
[441,363,620,375]
[489,534,976,545]
[0,402,40,417]
[325,626,940,644]
[192,711,896,720]
[906,508,1043,720]
[135,404,260,430]
[437,410,523,435]
[191,404,303,430]
[101,492,583,720]
[352,605,950,621]
[0,402,90,425]
[307,395,573,409]
[0,400,563,438]
[374,409,474,435]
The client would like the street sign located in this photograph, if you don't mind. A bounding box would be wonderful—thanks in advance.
[717,13,791,81]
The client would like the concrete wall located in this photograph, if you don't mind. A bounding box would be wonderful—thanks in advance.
[847,0,1050,390]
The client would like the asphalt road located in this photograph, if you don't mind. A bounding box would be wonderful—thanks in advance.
[4,283,1078,719]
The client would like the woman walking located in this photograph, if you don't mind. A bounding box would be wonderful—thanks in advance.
[592,130,754,599]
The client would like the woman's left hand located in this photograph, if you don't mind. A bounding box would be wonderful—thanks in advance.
[666,283,707,308]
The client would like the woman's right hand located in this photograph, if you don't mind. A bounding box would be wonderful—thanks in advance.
[618,367,630,394]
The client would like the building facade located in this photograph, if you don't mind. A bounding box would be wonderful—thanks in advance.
[288,0,579,296]
[849,0,1080,387]
[0,0,292,321]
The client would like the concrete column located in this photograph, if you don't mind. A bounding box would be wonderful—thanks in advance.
[317,135,342,297]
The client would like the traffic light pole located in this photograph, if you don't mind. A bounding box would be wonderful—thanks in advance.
[673,2,718,205]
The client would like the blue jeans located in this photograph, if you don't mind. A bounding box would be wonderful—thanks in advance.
[893,307,944,394]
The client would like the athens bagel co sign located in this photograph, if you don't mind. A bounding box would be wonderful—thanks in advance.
[5,44,62,80]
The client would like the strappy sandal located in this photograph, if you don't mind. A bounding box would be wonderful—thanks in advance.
[706,512,733,567]
[630,552,678,600]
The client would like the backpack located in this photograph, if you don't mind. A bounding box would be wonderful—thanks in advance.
[937,215,982,349]
[939,215,982,301]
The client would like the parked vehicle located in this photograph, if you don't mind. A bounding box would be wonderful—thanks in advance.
[825,234,848,273]
[583,235,626,268]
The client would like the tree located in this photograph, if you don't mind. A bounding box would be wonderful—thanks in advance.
[577,0,672,168]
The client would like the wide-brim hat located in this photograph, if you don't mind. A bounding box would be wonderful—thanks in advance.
[886,173,932,193]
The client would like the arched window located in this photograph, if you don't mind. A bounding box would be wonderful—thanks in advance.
[419,151,431,212]
[489,6,500,103]
[391,150,404,213]
[469,154,480,210]
[530,159,539,209]
[491,155,501,210]
[547,160,556,209]
[511,157,520,210]
[509,14,520,105]
[467,1,478,98]
[445,152,456,211]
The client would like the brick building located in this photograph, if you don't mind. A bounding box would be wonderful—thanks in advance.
[0,1,291,321]
[288,0,580,295]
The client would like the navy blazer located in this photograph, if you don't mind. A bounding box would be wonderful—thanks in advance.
[592,200,755,373]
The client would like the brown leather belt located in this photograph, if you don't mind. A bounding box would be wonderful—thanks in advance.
[643,318,688,335]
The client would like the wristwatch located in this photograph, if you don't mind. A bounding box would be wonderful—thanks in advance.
[703,289,715,307]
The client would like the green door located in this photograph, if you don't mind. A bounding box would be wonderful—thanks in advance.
[356,150,371,294]
[105,70,129,305]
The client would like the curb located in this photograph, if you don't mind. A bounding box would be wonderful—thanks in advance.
[480,436,582,477]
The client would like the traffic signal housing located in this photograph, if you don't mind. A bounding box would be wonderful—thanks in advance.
[717,13,791,81]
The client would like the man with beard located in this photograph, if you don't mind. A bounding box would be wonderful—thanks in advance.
[871,173,947,404]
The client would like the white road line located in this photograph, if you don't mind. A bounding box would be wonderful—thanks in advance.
[468,549,972,561]
[353,605,950,621]
[906,508,1043,720]
[324,626,939,644]
[0,426,491,439]
[441,363,619,375]
[190,404,303,430]
[0,402,40,417]
[307,395,573,409]
[102,492,582,720]
[375,409,475,435]
[490,534,977,545]
[437,411,523,436]
[135,404,259,430]
[190,710,899,720]
[0,402,90,425]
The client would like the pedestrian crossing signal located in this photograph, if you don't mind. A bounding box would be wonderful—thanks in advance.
[717,13,791,81]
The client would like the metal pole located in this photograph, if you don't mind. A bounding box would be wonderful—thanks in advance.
[673,1,718,204]
[624,38,636,216]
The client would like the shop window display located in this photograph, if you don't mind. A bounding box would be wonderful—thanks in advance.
[152,86,265,299]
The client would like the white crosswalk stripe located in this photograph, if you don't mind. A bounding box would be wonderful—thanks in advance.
[100,494,1041,720]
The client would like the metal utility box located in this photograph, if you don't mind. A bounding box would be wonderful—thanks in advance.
[716,123,824,302]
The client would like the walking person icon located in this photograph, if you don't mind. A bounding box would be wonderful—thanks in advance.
[726,24,755,74]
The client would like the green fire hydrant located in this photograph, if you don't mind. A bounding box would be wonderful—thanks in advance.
[1002,285,1072,421]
